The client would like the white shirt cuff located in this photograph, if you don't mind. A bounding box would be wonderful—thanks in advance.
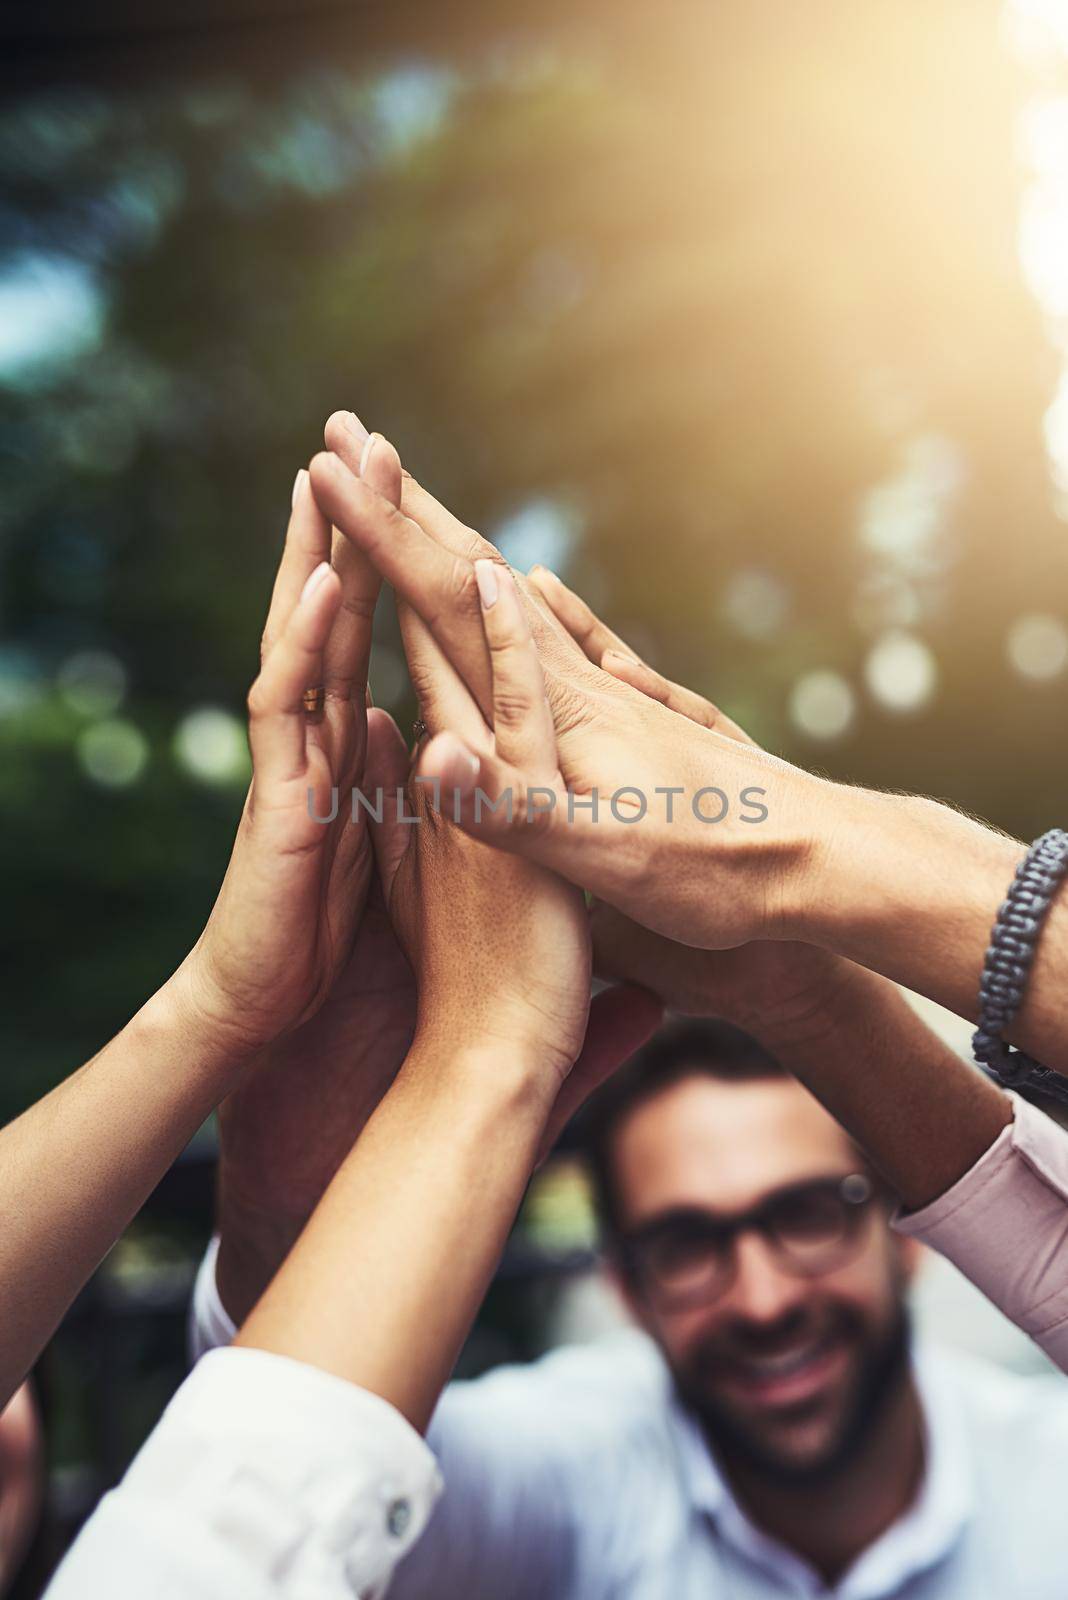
[47,1347,442,1600]
[189,1235,238,1363]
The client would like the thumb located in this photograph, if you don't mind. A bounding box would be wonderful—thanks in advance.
[536,985,663,1165]
[364,707,411,901]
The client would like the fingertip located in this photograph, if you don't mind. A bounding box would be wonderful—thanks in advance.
[419,731,480,795]
[299,560,336,607]
[361,433,403,508]
[308,450,344,495]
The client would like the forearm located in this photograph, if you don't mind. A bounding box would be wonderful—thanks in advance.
[753,960,1012,1210]
[784,787,1068,1075]
[0,966,247,1404]
[235,1035,557,1432]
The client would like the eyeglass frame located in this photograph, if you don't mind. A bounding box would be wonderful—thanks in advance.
[615,1171,879,1312]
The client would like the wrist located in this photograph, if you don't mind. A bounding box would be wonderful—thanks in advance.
[732,947,874,1051]
[774,783,914,945]
[406,1026,561,1118]
[784,787,1024,983]
[136,962,254,1089]
[168,944,282,1063]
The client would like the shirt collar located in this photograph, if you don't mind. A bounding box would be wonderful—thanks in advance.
[668,1344,975,1598]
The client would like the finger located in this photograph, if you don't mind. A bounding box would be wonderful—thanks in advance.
[325,421,590,674]
[322,432,390,705]
[309,450,493,718]
[475,560,557,778]
[247,562,341,785]
[324,408,371,473]
[415,732,483,813]
[327,408,504,567]
[536,986,664,1163]
[600,651,755,744]
[400,607,490,750]
[364,707,412,902]
[526,566,639,667]
[260,470,332,662]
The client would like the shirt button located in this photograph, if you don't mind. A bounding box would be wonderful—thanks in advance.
[386,1496,412,1539]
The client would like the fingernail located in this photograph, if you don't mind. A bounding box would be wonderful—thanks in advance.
[475,559,499,608]
[291,467,307,508]
[346,411,369,443]
[301,561,332,603]
[360,431,379,475]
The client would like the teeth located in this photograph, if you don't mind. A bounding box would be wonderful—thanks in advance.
[738,1342,826,1380]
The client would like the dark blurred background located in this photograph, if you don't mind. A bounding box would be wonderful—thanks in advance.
[3,0,1068,1588]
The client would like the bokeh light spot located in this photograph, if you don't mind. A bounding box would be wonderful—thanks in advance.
[1006,612,1068,680]
[77,719,148,787]
[57,650,127,717]
[721,568,790,642]
[172,708,250,787]
[788,670,856,741]
[864,631,938,713]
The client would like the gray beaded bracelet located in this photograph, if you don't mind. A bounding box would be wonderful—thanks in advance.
[972,828,1068,1105]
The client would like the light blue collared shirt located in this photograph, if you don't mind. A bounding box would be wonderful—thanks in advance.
[192,1248,1068,1599]
[395,1331,1068,1598]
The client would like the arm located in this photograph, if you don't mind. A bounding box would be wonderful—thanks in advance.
[0,462,392,1407]
[48,533,657,1600]
[211,430,659,1333]
[311,438,1068,1077]
[523,583,1068,1367]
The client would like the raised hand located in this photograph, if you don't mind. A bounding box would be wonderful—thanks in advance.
[183,461,390,1055]
[347,433,661,1121]
[525,569,852,1037]
[214,428,422,1324]
[309,441,821,955]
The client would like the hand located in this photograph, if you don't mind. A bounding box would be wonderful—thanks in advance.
[213,427,425,1324]
[528,571,855,1042]
[181,457,390,1056]
[351,434,662,1106]
[309,439,825,954]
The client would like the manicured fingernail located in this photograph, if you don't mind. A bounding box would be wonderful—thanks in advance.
[346,411,369,443]
[360,431,378,475]
[301,561,332,603]
[291,468,307,508]
[475,559,499,608]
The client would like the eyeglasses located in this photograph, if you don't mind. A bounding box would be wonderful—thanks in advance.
[619,1173,876,1311]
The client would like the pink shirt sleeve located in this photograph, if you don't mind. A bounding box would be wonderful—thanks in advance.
[894,1094,1068,1371]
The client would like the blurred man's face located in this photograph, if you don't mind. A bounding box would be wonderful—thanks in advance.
[611,1073,915,1485]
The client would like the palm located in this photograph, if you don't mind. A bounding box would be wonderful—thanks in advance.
[218,885,416,1224]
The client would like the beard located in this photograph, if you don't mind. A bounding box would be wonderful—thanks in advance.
[674,1302,913,1489]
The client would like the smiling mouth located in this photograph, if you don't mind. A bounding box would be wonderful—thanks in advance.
[714,1332,851,1409]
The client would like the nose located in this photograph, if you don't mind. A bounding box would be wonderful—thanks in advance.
[720,1229,811,1326]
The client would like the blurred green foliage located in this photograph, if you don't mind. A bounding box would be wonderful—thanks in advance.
[3,0,1068,1118]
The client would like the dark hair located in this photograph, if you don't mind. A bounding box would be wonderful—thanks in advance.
[577,1017,788,1244]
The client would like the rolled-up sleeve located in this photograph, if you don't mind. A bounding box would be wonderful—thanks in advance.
[45,1347,443,1600]
[895,1094,1068,1372]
